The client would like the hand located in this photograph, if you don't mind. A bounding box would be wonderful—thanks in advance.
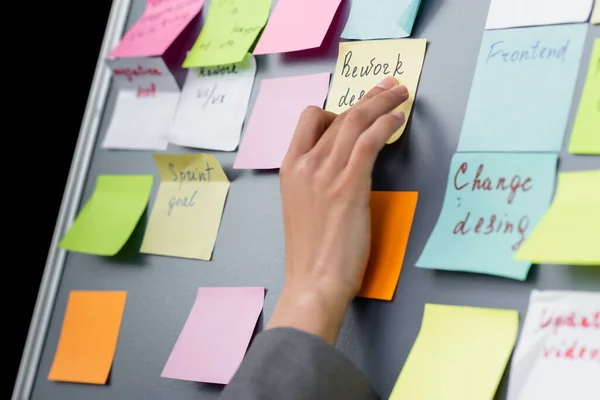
[267,77,410,344]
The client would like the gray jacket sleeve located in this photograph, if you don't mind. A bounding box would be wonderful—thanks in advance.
[221,328,379,400]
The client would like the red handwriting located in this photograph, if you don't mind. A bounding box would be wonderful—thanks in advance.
[543,341,600,362]
[137,83,156,97]
[539,309,600,333]
[453,162,532,205]
[453,212,529,250]
[113,66,162,82]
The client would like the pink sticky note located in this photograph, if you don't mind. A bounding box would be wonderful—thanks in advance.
[234,73,331,170]
[161,287,265,385]
[254,0,343,55]
[109,0,205,58]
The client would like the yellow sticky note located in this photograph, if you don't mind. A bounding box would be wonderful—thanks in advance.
[515,170,600,265]
[183,0,272,67]
[569,39,600,154]
[592,1,600,24]
[390,304,518,400]
[140,154,230,260]
[326,39,427,144]
[48,291,127,384]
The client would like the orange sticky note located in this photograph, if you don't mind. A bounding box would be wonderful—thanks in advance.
[359,191,418,301]
[48,291,127,384]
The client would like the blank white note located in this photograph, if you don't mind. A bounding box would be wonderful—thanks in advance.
[486,0,594,30]
[103,57,180,151]
[167,54,257,151]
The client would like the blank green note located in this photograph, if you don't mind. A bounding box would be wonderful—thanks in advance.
[515,170,600,265]
[59,175,154,256]
[389,304,518,400]
[569,39,600,154]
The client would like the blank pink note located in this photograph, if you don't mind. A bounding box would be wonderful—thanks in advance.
[234,73,331,170]
[161,287,265,385]
[253,0,343,55]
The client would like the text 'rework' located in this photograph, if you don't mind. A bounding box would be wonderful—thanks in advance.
[389,304,519,400]
[416,152,558,280]
[140,154,230,260]
[326,39,427,144]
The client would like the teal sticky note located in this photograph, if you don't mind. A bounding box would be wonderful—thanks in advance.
[457,24,587,152]
[416,153,557,280]
[341,0,422,40]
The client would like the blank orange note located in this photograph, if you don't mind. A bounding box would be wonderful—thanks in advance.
[48,291,127,384]
[359,191,418,301]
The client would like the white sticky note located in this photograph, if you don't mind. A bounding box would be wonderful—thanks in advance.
[507,290,600,400]
[103,57,180,151]
[486,0,595,30]
[167,54,257,151]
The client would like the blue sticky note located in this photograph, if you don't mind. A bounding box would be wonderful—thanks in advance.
[341,0,422,40]
[457,24,587,152]
[416,153,558,280]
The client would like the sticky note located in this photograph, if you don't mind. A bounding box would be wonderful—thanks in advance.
[48,291,127,384]
[140,154,230,260]
[358,192,418,301]
[416,153,558,280]
[507,290,600,400]
[593,1,600,24]
[569,39,600,154]
[161,287,264,384]
[515,170,600,265]
[103,57,180,151]
[234,73,330,169]
[253,0,343,55]
[326,39,427,144]
[168,54,257,151]
[458,24,587,153]
[183,0,271,67]
[341,0,422,40]
[109,0,205,58]
[485,0,594,30]
[389,304,519,400]
[59,175,153,256]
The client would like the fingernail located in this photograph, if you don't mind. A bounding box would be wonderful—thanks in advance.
[392,85,409,97]
[376,76,398,89]
[391,111,405,125]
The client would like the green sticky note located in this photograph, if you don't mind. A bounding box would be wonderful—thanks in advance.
[515,170,600,265]
[390,304,519,400]
[183,0,272,68]
[59,175,154,256]
[569,39,600,154]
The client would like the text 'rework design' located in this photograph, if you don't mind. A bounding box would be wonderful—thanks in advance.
[183,0,271,67]
[161,287,264,384]
[515,170,600,265]
[103,57,181,151]
[359,191,418,301]
[485,0,595,30]
[569,39,600,155]
[341,0,422,40]
[416,152,558,280]
[507,290,600,400]
[140,153,230,260]
[48,291,128,385]
[389,304,519,400]
[109,0,205,58]
[253,0,343,55]
[234,72,331,169]
[59,175,154,256]
[458,24,587,153]
[168,53,257,151]
[326,39,427,144]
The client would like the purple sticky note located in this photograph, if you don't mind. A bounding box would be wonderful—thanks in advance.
[161,287,265,384]
[233,73,331,170]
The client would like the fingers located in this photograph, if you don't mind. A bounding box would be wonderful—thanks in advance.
[345,111,406,181]
[355,76,399,105]
[284,106,337,163]
[327,80,409,170]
